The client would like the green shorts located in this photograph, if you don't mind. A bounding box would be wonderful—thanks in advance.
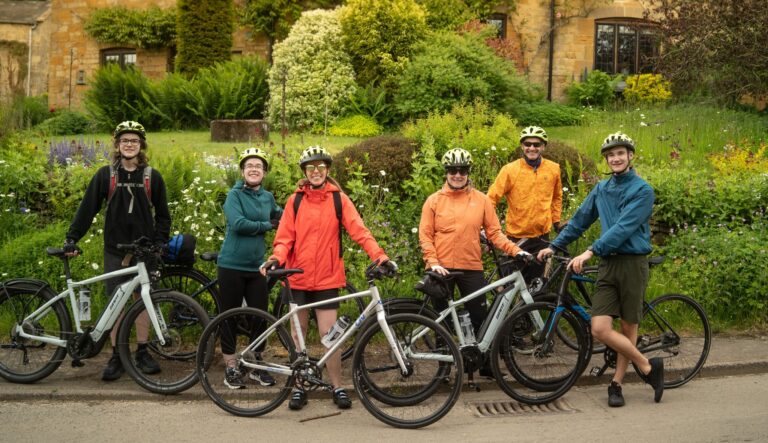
[591,255,649,324]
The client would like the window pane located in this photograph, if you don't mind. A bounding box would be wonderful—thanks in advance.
[617,25,636,74]
[638,28,658,73]
[104,54,120,64]
[595,24,615,73]
[124,53,136,65]
[486,15,506,39]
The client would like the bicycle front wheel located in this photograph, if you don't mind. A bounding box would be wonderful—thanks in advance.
[0,282,71,383]
[117,290,209,394]
[633,293,711,388]
[156,267,220,320]
[491,302,589,405]
[196,307,296,417]
[353,313,463,429]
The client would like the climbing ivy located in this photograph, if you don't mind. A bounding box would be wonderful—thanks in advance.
[84,6,177,49]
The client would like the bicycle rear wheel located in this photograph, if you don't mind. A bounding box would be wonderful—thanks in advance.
[196,307,296,417]
[156,267,220,320]
[491,301,589,405]
[353,313,463,429]
[271,282,363,361]
[0,282,70,383]
[117,290,209,394]
[633,293,711,388]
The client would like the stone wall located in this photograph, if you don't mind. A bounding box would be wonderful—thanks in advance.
[47,0,269,111]
[509,0,645,101]
[0,11,51,102]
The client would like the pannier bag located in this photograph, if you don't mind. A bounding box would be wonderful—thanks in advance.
[163,234,196,266]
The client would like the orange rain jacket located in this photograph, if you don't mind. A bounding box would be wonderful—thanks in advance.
[419,184,522,271]
[487,158,563,238]
[271,182,388,291]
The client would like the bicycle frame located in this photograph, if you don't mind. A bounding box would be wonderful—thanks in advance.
[15,260,168,348]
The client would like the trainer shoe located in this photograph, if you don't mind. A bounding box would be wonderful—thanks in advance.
[135,348,161,375]
[608,381,625,407]
[289,389,308,410]
[102,354,125,381]
[249,369,276,386]
[333,387,352,409]
[224,367,246,390]
[646,357,664,403]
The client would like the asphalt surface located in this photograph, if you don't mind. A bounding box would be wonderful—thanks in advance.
[1,335,766,402]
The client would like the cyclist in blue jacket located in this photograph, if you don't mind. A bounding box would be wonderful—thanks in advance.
[538,132,664,407]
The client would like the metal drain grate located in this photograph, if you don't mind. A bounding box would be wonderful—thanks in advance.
[467,398,578,417]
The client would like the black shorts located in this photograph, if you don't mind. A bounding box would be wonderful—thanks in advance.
[282,288,340,310]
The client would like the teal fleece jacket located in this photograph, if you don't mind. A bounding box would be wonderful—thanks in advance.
[552,168,654,257]
[217,181,283,271]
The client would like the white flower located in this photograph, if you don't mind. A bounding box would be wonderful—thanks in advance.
[91,263,99,270]
[174,230,180,235]
[1,272,7,276]
[490,145,497,151]
[205,237,212,241]
[371,185,379,188]
[379,170,386,176]
[183,215,192,222]
[38,261,43,265]
[562,187,569,192]
[640,122,648,127]
[208,228,215,235]
[411,227,418,234]
[382,187,389,192]
[84,238,91,244]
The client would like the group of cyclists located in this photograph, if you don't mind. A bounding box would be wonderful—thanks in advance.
[63,119,665,412]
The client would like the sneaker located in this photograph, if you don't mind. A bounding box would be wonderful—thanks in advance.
[289,389,307,410]
[333,388,352,409]
[135,348,161,375]
[249,369,276,386]
[102,354,125,381]
[224,367,246,390]
[608,381,625,407]
[646,357,664,403]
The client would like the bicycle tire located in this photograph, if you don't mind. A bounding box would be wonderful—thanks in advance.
[156,267,221,320]
[0,282,71,383]
[353,313,463,429]
[196,307,296,417]
[491,301,588,405]
[117,289,209,394]
[632,293,711,389]
[532,291,605,355]
[271,282,363,361]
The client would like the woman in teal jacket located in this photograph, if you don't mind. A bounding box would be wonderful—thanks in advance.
[218,148,283,390]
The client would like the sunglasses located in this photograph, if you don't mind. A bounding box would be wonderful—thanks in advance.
[446,166,470,176]
[304,164,328,173]
[522,141,544,148]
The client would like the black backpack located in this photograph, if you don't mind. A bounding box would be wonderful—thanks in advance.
[293,191,343,258]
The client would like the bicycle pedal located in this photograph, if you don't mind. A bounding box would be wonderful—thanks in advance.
[589,366,603,377]
[71,359,84,368]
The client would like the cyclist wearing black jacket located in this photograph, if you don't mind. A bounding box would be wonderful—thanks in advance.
[64,121,171,382]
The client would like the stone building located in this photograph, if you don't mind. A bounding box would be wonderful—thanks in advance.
[14,0,653,109]
[0,0,52,102]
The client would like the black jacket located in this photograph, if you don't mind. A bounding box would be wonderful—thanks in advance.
[66,164,171,255]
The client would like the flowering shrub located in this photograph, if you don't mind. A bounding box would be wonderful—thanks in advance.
[565,70,617,107]
[267,9,357,131]
[623,74,672,104]
[708,141,768,175]
[333,135,417,193]
[328,115,383,138]
[47,138,109,168]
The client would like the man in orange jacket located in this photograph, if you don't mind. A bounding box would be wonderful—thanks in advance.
[420,148,529,376]
[487,126,562,283]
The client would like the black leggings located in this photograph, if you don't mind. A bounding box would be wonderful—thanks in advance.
[430,270,487,333]
[508,235,549,284]
[217,267,268,355]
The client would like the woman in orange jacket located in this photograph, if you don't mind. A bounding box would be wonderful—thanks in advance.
[419,148,529,375]
[262,146,395,411]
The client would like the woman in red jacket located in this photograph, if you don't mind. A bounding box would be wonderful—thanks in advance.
[262,146,395,411]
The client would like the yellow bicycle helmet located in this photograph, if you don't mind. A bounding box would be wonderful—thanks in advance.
[441,148,473,167]
[114,121,146,140]
[601,132,635,154]
[519,126,548,144]
[299,145,333,168]
[239,147,269,171]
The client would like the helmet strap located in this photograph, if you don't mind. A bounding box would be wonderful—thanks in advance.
[447,179,470,191]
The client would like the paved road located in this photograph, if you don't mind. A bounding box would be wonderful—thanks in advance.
[2,373,767,442]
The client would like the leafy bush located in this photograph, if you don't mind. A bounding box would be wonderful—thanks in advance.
[542,140,597,193]
[333,135,417,192]
[37,110,93,135]
[395,30,532,118]
[0,140,49,223]
[176,0,234,76]
[84,64,155,131]
[511,102,584,127]
[84,6,177,49]
[660,221,768,328]
[267,9,357,131]
[328,115,383,138]
[339,0,428,88]
[565,70,617,107]
[343,83,396,127]
[142,73,198,130]
[623,74,672,104]
[0,95,51,138]
[185,56,269,125]
[402,100,518,191]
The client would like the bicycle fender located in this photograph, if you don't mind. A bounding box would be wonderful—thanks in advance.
[0,278,53,292]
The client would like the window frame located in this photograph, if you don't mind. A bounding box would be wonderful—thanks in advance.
[485,13,507,39]
[593,19,659,75]
[100,48,137,69]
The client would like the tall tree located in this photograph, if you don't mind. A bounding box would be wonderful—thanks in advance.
[645,0,768,104]
[176,0,234,76]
